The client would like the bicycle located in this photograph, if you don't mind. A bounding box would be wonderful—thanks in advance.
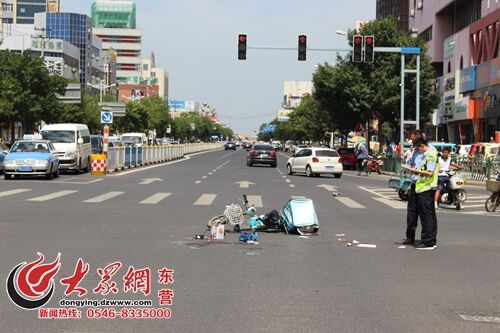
[207,194,256,232]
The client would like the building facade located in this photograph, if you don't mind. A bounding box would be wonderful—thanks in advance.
[410,0,499,144]
[282,81,313,109]
[376,0,409,32]
[91,0,143,84]
[15,0,46,24]
[35,12,106,90]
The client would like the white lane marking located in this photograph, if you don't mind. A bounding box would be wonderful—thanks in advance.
[459,314,500,323]
[202,176,208,179]
[55,179,103,185]
[0,189,32,198]
[282,176,287,178]
[291,196,306,199]
[140,193,171,205]
[194,194,217,206]
[27,190,78,202]
[195,181,202,184]
[466,196,490,200]
[246,195,263,208]
[373,197,407,209]
[290,184,296,188]
[357,244,377,248]
[218,151,237,159]
[285,179,291,183]
[212,169,217,172]
[113,156,187,176]
[335,197,366,209]
[83,191,124,203]
[208,173,212,175]
[460,204,489,208]
[359,186,394,200]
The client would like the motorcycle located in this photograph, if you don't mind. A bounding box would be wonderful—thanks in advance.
[368,155,383,175]
[438,170,466,210]
[485,171,500,213]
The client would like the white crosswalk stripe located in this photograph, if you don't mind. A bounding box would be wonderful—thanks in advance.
[335,197,366,209]
[373,197,407,210]
[139,193,171,205]
[27,190,79,202]
[194,194,217,206]
[83,191,124,203]
[0,189,32,198]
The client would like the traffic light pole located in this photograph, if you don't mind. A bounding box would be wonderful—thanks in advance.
[244,44,421,145]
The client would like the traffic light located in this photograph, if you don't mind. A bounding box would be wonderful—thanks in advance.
[364,36,374,63]
[298,35,307,61]
[352,35,363,62]
[238,34,247,60]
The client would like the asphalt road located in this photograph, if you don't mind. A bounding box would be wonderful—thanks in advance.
[0,149,499,333]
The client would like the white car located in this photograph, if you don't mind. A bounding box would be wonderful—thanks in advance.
[286,147,343,178]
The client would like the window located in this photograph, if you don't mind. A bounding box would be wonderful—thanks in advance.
[303,149,312,157]
[19,7,25,13]
[420,26,432,42]
[460,56,464,70]
[447,62,451,74]
[316,150,339,157]
[143,64,149,71]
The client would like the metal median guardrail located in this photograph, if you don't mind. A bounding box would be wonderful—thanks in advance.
[381,155,500,181]
[106,143,223,174]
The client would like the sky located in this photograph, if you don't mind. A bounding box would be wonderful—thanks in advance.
[63,0,376,134]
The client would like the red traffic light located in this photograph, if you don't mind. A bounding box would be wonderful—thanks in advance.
[239,34,247,43]
[365,36,374,45]
[354,36,363,44]
[299,35,307,44]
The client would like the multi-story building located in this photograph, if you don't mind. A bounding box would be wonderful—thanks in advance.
[91,0,143,84]
[376,0,409,32]
[35,12,106,90]
[410,0,499,143]
[282,81,313,109]
[15,0,46,24]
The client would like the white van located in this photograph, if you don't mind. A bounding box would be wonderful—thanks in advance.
[41,124,91,173]
[121,133,148,147]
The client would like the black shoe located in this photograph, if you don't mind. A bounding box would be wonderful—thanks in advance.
[414,243,436,250]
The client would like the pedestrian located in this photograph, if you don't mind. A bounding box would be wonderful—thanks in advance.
[356,143,369,173]
[434,147,463,208]
[402,142,414,164]
[407,137,439,250]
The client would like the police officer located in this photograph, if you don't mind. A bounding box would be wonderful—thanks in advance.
[408,137,439,250]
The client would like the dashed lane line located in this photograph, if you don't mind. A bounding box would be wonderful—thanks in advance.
[27,190,79,202]
[139,193,172,205]
[83,191,124,203]
[194,194,217,206]
[0,189,32,198]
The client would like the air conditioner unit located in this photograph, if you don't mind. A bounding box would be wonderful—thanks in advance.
[410,9,415,17]
[417,1,423,9]
[410,27,419,33]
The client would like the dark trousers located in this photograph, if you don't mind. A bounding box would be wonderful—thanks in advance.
[406,185,438,245]
[406,184,418,240]
[416,190,438,245]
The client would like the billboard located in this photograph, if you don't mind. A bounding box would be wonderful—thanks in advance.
[459,66,476,93]
[168,100,186,110]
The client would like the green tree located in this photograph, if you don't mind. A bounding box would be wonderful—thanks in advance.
[60,94,101,133]
[0,50,67,136]
[313,17,439,143]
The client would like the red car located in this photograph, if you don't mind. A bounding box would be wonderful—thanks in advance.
[338,148,357,170]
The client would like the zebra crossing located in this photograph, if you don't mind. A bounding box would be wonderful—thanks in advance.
[359,185,495,214]
[0,187,495,216]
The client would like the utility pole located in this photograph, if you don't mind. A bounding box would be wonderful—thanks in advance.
[33,27,52,58]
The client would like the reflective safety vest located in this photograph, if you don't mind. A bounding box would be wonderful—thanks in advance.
[415,150,438,193]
